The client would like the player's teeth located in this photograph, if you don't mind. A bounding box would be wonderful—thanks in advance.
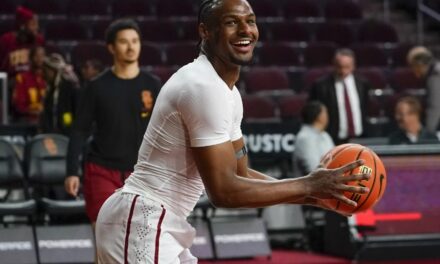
[235,41,250,45]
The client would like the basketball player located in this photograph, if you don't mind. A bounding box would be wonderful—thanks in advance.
[95,0,370,263]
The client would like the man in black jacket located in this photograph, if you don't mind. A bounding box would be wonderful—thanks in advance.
[309,49,371,144]
[64,19,161,227]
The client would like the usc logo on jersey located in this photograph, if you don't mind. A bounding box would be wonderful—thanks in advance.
[140,90,153,118]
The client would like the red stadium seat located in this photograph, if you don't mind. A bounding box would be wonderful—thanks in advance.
[23,0,65,16]
[180,20,199,41]
[242,95,278,121]
[156,0,195,17]
[270,22,311,42]
[45,42,64,56]
[352,44,389,67]
[282,0,321,20]
[91,19,112,41]
[324,0,363,20]
[258,43,300,66]
[165,42,198,66]
[278,94,308,120]
[67,0,109,16]
[0,18,14,36]
[248,0,280,18]
[390,67,425,92]
[357,20,399,44]
[244,67,290,95]
[315,22,355,46]
[71,42,112,68]
[356,67,389,90]
[255,21,271,42]
[139,20,180,42]
[150,66,176,84]
[304,42,337,67]
[0,0,16,15]
[302,67,332,92]
[391,43,414,67]
[111,0,153,17]
[139,43,163,66]
[45,20,88,41]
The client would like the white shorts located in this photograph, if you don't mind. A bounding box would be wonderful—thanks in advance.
[96,190,198,264]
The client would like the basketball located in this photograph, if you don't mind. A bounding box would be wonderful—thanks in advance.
[320,143,387,215]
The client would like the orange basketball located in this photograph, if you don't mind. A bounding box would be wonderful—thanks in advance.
[320,143,387,215]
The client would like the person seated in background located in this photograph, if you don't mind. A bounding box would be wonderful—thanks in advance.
[80,58,104,86]
[39,53,80,136]
[407,46,440,133]
[294,101,334,176]
[388,96,439,145]
[0,6,45,77]
[309,48,370,144]
[12,45,46,123]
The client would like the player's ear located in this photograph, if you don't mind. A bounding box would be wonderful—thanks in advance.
[198,23,209,41]
[107,44,115,55]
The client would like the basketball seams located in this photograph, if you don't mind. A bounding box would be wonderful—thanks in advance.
[335,147,365,211]
[351,148,377,214]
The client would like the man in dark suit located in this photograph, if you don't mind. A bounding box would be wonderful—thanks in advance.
[309,49,371,144]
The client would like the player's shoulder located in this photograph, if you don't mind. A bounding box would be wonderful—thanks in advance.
[176,56,223,89]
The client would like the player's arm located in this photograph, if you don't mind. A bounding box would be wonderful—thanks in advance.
[231,138,345,208]
[64,84,95,197]
[192,140,369,209]
[232,138,277,181]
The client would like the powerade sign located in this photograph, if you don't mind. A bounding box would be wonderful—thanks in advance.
[242,122,299,157]
[36,225,94,264]
[0,227,37,264]
[210,217,271,259]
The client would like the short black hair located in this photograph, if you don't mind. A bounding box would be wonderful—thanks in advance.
[105,18,141,45]
[301,101,324,125]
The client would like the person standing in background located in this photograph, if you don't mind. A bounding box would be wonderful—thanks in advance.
[309,49,370,144]
[407,46,440,133]
[12,45,46,123]
[294,101,334,176]
[0,6,45,77]
[80,59,104,86]
[64,19,161,229]
[40,53,80,136]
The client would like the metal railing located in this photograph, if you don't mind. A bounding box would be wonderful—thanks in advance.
[417,0,440,44]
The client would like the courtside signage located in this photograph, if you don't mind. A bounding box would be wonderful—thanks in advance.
[0,227,37,264]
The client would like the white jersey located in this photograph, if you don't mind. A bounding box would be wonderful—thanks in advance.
[123,55,243,217]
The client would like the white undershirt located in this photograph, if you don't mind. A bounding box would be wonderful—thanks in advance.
[123,55,243,217]
[335,74,363,139]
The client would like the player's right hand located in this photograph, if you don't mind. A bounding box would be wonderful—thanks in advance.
[305,159,370,207]
[65,175,80,197]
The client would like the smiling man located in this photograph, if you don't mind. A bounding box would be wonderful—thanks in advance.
[95,1,370,263]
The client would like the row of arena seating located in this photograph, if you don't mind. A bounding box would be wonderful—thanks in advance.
[143,65,423,97]
[0,18,399,45]
[0,135,86,225]
[242,92,409,120]
[44,41,414,70]
[1,0,365,20]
